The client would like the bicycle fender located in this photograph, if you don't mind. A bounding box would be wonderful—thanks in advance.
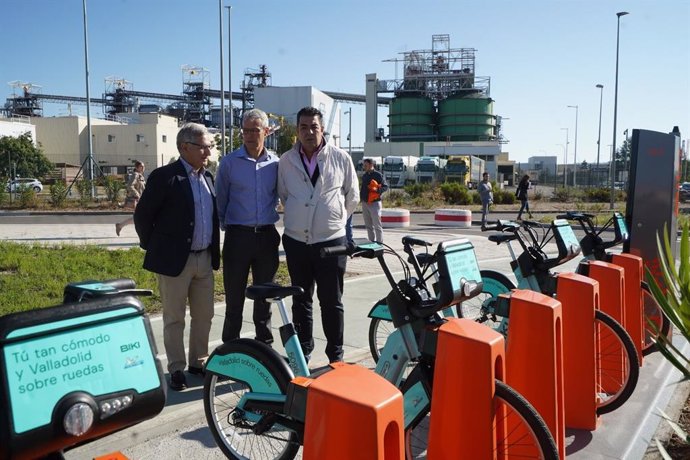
[367,298,392,321]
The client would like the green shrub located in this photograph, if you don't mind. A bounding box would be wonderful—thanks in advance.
[384,189,406,207]
[404,183,430,199]
[75,179,93,207]
[533,190,544,201]
[494,189,517,205]
[439,183,472,205]
[0,182,7,206]
[583,187,612,203]
[49,181,68,208]
[551,187,572,202]
[472,191,482,205]
[103,176,125,205]
[17,186,38,208]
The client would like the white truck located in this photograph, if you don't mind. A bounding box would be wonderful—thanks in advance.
[415,156,447,184]
[382,156,419,188]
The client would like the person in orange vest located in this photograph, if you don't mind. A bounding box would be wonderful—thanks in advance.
[360,158,388,243]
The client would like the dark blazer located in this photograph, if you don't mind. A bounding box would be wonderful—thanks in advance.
[134,159,220,277]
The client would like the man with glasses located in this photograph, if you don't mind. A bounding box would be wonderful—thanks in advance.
[215,108,280,346]
[134,122,220,391]
[278,106,359,363]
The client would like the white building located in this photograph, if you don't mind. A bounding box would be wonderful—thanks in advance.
[0,115,36,144]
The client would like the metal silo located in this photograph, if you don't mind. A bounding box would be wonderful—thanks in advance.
[438,95,496,141]
[388,95,435,142]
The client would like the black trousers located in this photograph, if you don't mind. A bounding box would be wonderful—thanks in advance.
[282,234,347,362]
[222,226,280,343]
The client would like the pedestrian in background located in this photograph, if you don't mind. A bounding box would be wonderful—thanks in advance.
[278,106,359,363]
[134,123,220,391]
[115,160,145,236]
[516,174,533,220]
[360,158,388,243]
[478,171,493,229]
[215,108,280,345]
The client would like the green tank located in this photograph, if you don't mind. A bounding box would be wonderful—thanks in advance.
[389,95,435,142]
[438,96,496,141]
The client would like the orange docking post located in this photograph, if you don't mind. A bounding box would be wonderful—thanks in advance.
[504,289,566,459]
[556,272,600,430]
[299,362,404,460]
[611,253,645,363]
[427,318,506,459]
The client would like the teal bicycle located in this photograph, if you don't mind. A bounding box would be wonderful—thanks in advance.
[202,238,559,459]
[458,218,640,414]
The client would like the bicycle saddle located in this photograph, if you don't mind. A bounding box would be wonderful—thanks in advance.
[488,234,518,244]
[246,283,304,300]
[413,252,438,266]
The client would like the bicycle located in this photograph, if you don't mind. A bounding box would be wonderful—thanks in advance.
[458,218,640,415]
[558,211,671,356]
[202,238,559,459]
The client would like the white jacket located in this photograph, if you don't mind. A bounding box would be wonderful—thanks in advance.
[278,142,359,244]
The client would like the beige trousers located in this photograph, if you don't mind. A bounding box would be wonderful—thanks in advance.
[158,250,214,373]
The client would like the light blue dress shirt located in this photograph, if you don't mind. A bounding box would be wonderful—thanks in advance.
[180,157,213,250]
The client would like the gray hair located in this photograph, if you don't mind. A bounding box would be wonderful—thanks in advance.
[242,108,269,128]
[176,123,209,150]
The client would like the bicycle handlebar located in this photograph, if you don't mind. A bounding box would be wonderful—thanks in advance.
[402,236,432,247]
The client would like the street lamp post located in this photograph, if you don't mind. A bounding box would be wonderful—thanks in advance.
[567,105,579,187]
[226,5,232,150]
[611,11,629,210]
[561,127,569,188]
[218,0,225,155]
[344,108,352,155]
[595,84,604,187]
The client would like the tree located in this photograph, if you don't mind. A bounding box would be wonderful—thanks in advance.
[0,133,54,179]
[275,118,297,155]
[213,129,242,155]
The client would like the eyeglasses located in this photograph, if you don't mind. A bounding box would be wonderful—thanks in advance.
[186,141,213,149]
[241,128,264,134]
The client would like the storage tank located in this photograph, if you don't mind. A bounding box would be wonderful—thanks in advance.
[388,95,435,142]
[438,95,496,141]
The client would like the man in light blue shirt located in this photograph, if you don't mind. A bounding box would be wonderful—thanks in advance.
[216,108,280,344]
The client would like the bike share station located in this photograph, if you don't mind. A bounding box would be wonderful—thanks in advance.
[0,280,166,460]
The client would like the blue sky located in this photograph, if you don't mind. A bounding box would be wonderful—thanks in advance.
[2,0,688,163]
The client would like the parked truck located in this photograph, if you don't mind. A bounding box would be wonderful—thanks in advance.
[444,155,486,188]
[382,156,419,188]
[415,156,447,184]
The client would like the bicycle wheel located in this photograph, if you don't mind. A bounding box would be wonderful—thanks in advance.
[404,380,559,459]
[595,310,640,415]
[457,270,515,332]
[369,316,396,362]
[641,281,671,356]
[203,339,300,460]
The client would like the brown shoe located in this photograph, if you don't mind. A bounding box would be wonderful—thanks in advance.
[115,223,123,236]
[169,370,187,391]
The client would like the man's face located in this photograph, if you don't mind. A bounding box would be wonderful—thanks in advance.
[242,118,268,154]
[483,174,489,182]
[297,115,324,152]
[364,161,374,172]
[180,134,213,170]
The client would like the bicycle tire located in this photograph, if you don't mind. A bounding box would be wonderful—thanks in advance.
[404,379,559,459]
[456,270,515,331]
[369,316,396,363]
[595,310,640,415]
[641,281,671,356]
[203,339,300,460]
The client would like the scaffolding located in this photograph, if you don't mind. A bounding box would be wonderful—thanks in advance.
[240,64,271,115]
[4,81,43,117]
[380,34,490,101]
[103,77,136,115]
[181,65,211,124]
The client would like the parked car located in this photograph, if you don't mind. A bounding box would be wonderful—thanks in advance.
[680,182,690,202]
[5,178,43,193]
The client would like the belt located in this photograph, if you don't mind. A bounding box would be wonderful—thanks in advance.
[190,247,209,254]
[228,224,275,233]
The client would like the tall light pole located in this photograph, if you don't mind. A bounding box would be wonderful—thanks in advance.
[82,0,95,197]
[567,105,578,187]
[560,127,569,188]
[595,84,604,187]
[344,108,352,155]
[218,0,225,155]
[611,11,629,209]
[226,5,232,150]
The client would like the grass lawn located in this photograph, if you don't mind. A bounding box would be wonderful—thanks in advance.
[0,242,290,316]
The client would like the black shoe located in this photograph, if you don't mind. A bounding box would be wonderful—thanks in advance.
[169,370,187,391]
[187,366,205,376]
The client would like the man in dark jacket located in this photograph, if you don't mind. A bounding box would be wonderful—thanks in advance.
[134,122,220,391]
[360,158,388,243]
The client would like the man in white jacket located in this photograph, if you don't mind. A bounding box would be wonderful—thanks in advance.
[278,106,359,363]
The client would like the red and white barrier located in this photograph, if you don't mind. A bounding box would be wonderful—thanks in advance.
[435,209,472,228]
[381,208,410,228]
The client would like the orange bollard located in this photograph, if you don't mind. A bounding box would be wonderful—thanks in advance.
[556,272,600,430]
[611,253,645,363]
[302,362,404,460]
[505,290,565,460]
[94,453,128,460]
[427,318,505,460]
[586,261,626,392]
